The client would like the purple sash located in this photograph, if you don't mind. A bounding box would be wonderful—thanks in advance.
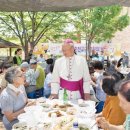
[60,77,84,99]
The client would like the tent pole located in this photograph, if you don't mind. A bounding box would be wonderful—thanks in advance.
[10,48,11,56]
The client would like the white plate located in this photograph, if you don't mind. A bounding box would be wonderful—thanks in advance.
[36,97,46,103]
[18,113,31,122]
[18,111,44,127]
[85,100,96,107]
[12,122,28,130]
[24,105,43,113]
[48,110,66,118]
[78,119,98,130]
[79,103,89,107]
[39,103,52,112]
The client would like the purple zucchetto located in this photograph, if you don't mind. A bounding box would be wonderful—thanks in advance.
[63,39,74,47]
[64,39,73,44]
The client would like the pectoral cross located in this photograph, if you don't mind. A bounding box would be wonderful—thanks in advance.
[67,74,71,80]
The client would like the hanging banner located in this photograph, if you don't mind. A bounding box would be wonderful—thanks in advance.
[34,43,113,56]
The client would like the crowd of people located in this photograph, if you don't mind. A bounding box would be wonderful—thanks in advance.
[0,39,130,130]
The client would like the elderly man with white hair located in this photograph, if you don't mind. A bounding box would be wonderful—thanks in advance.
[20,62,36,99]
[50,39,91,100]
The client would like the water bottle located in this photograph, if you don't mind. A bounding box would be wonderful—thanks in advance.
[63,89,68,104]
[71,122,80,130]
[126,115,130,130]
[59,88,63,100]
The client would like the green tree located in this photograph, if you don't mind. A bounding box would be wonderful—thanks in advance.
[0,12,68,59]
[69,5,129,59]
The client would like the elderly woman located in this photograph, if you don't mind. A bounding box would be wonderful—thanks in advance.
[96,80,130,130]
[0,66,32,130]
[97,73,126,128]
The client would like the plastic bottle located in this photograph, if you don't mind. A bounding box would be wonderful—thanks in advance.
[63,89,68,104]
[71,122,80,130]
[59,88,63,100]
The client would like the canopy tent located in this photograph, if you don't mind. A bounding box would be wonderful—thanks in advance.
[0,0,130,12]
[0,38,20,56]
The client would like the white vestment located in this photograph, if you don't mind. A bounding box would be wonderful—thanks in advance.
[51,55,91,100]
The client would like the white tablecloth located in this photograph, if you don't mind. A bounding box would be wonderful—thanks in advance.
[17,99,99,130]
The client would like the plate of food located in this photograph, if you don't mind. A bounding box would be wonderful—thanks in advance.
[78,99,89,107]
[66,107,77,115]
[12,122,28,130]
[52,103,73,112]
[79,126,89,130]
[36,97,46,103]
[79,119,98,130]
[37,121,52,130]
[52,116,74,130]
[48,110,66,118]
[40,103,52,112]
[76,107,96,119]
[78,100,96,108]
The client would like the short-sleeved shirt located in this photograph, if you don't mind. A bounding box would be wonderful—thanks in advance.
[25,69,36,93]
[0,85,27,130]
[26,69,36,86]
[44,73,52,92]
[95,72,106,101]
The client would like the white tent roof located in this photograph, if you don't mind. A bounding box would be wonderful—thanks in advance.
[0,0,130,12]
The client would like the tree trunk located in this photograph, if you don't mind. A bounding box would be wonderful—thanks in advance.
[86,39,89,61]
[88,39,91,58]
[30,42,35,51]
[24,42,29,60]
[86,38,92,64]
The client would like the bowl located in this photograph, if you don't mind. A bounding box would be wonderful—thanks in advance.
[12,122,28,130]
[18,113,30,122]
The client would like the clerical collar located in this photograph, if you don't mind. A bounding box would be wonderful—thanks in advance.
[66,54,75,59]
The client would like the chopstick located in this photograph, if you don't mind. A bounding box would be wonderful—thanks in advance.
[90,121,97,129]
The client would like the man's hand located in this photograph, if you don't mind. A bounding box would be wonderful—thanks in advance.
[84,93,91,100]
[49,94,58,99]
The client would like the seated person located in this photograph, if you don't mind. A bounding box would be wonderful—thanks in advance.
[44,64,54,98]
[0,66,34,130]
[96,80,130,130]
[91,61,106,113]
[97,72,126,126]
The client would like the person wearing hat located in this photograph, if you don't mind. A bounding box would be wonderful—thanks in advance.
[50,39,91,100]
[30,59,45,98]
[20,62,36,99]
